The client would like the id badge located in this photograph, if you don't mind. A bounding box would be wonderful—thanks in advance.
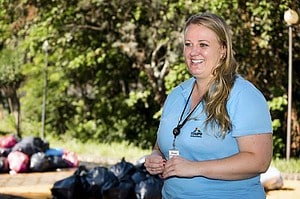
[169,149,179,159]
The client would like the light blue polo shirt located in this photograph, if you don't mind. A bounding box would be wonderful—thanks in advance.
[157,75,272,199]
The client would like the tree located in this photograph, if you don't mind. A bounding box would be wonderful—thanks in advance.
[0,48,24,137]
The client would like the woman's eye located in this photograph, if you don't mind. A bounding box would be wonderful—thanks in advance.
[199,43,209,47]
[185,42,192,47]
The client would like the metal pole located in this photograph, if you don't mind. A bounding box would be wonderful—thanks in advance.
[41,40,49,140]
[286,25,292,160]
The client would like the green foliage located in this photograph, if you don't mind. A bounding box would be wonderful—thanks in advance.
[273,135,286,159]
[0,48,24,84]
[268,95,287,131]
[165,62,191,94]
[268,95,288,158]
[0,111,16,133]
[269,95,288,112]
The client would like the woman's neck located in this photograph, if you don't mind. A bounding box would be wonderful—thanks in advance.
[191,79,208,110]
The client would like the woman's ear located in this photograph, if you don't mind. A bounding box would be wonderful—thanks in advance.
[220,53,225,59]
[220,46,226,59]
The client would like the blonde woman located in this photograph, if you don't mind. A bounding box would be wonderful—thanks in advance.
[144,13,273,199]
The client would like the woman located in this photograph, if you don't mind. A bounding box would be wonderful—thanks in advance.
[144,13,273,199]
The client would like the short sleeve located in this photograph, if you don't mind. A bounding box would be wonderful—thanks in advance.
[228,79,273,137]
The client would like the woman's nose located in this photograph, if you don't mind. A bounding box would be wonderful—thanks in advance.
[190,46,201,56]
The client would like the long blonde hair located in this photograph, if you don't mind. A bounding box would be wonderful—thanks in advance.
[184,13,238,137]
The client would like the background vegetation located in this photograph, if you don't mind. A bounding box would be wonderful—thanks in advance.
[0,0,299,159]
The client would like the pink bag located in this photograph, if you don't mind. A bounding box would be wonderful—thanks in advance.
[7,151,29,173]
[62,150,79,167]
[0,134,18,148]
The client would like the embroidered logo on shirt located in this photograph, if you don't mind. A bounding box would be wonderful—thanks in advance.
[190,127,202,138]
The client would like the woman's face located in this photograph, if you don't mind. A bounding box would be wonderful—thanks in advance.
[184,24,225,81]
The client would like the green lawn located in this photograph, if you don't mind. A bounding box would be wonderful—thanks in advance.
[48,136,151,164]
[271,158,300,174]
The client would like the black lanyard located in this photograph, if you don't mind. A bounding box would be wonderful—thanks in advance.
[172,81,202,148]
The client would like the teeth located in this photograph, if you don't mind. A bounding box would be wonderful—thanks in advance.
[191,59,204,63]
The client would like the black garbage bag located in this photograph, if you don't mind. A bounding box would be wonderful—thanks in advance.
[0,156,9,173]
[12,136,49,156]
[135,175,163,199]
[51,165,89,199]
[109,158,136,180]
[52,175,80,199]
[103,175,137,199]
[131,169,148,184]
[30,152,50,172]
[85,166,119,199]
[48,155,70,170]
[0,147,11,157]
[135,155,146,170]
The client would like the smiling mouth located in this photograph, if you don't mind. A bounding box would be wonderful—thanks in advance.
[191,59,204,64]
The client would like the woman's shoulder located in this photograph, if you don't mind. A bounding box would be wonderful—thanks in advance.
[233,75,262,93]
[233,75,254,88]
[162,77,194,108]
[230,75,266,100]
[177,77,195,89]
[168,77,195,96]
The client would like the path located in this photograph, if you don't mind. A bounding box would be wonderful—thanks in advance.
[266,180,300,199]
[0,169,75,199]
[0,165,299,199]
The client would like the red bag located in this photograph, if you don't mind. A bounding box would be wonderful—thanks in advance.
[7,151,29,173]
[0,134,18,148]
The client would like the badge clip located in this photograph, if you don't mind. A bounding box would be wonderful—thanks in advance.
[169,149,179,159]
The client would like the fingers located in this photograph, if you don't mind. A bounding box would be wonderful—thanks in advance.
[144,154,166,175]
[162,156,182,178]
[162,156,196,179]
[162,158,174,178]
[148,166,164,175]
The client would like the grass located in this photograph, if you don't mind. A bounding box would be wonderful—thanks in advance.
[46,135,152,165]
[271,158,300,174]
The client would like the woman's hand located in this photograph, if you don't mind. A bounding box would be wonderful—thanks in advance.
[144,152,166,175]
[162,156,196,179]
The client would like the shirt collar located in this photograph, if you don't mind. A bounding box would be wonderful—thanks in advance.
[179,77,196,100]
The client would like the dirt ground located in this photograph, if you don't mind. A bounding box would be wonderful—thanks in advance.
[0,169,75,199]
[0,169,299,199]
[266,180,300,199]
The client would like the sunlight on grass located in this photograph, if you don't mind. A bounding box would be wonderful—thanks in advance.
[46,135,152,164]
[271,158,300,173]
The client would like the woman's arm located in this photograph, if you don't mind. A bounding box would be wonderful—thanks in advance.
[162,133,273,180]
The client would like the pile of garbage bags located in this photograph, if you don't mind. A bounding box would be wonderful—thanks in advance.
[51,158,163,199]
[0,134,78,174]
[51,158,283,199]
